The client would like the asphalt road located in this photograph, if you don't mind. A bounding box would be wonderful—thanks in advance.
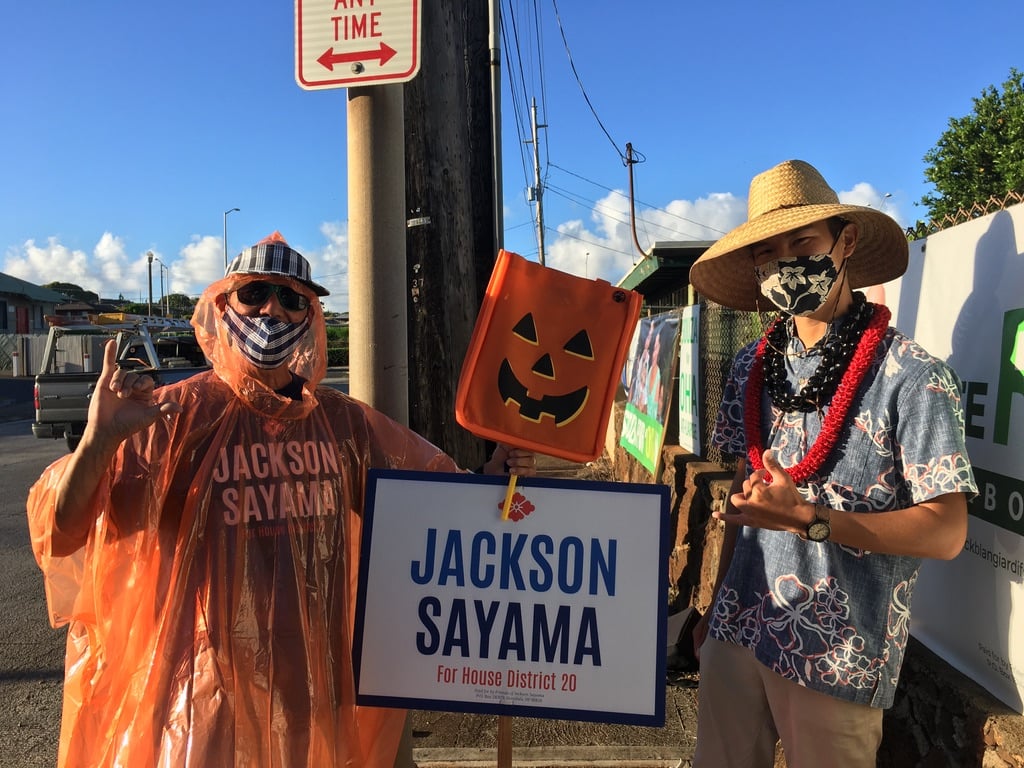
[0,420,68,767]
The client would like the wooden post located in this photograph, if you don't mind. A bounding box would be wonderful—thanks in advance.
[497,715,513,768]
[403,0,496,467]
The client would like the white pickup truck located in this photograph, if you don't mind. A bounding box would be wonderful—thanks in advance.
[32,317,210,450]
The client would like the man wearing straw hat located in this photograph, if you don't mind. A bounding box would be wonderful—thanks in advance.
[26,232,534,768]
[688,160,976,767]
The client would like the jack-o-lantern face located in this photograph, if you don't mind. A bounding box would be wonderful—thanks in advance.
[497,312,593,425]
[456,250,641,463]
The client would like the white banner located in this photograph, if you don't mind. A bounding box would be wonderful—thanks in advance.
[677,305,702,456]
[886,203,1024,712]
[354,470,670,725]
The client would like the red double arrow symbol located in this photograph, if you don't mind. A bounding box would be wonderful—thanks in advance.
[317,42,397,70]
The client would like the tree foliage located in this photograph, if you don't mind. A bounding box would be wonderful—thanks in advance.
[43,282,99,303]
[325,325,349,367]
[920,68,1024,223]
[165,293,196,317]
[118,301,149,316]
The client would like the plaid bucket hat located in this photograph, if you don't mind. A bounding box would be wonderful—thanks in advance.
[688,160,908,311]
[225,231,329,296]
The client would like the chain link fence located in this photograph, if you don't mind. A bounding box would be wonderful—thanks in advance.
[0,335,14,370]
[696,301,772,470]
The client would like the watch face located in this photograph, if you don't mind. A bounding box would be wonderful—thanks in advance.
[807,521,831,542]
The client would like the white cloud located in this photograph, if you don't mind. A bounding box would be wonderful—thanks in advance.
[838,182,901,222]
[177,235,225,297]
[538,180,905,286]
[542,190,747,284]
[2,182,896,315]
[1,227,352,313]
[94,232,129,286]
[0,233,198,304]
[4,237,101,295]
[2,233,221,303]
[304,220,350,314]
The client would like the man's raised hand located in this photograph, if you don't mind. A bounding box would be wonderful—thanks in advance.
[84,340,183,449]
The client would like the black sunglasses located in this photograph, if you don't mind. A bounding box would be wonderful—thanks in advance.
[234,281,310,312]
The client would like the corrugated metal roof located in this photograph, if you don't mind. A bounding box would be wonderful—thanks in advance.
[0,271,67,302]
[617,241,714,299]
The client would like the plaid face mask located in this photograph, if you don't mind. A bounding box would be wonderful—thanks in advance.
[223,307,311,369]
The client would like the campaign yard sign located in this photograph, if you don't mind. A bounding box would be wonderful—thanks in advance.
[354,470,670,726]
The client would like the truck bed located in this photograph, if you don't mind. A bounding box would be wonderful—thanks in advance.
[32,320,210,450]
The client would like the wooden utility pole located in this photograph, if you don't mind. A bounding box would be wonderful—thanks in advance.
[530,98,546,265]
[403,0,496,467]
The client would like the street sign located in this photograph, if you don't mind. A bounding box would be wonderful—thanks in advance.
[295,0,421,90]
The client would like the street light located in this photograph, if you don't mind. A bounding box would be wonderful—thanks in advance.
[154,257,170,316]
[147,251,154,319]
[223,207,240,269]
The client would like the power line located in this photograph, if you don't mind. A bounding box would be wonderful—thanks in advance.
[550,0,624,163]
[503,1,724,256]
[514,222,638,262]
[545,182,718,243]
[533,0,550,178]
[540,224,637,259]
[544,185,698,246]
[504,220,534,232]
[502,1,534,195]
[549,162,730,235]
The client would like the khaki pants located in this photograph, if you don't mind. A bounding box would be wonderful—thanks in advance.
[693,638,883,768]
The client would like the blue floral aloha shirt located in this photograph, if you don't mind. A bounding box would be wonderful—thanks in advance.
[709,318,977,709]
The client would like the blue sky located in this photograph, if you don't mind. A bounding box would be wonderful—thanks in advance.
[2,1,1020,314]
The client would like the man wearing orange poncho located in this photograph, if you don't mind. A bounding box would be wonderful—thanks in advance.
[27,233,534,768]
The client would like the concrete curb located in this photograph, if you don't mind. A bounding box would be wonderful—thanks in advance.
[413,745,687,767]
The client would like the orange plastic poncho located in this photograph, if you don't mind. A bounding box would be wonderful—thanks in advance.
[27,274,458,768]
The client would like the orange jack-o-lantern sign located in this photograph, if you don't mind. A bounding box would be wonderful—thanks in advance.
[456,250,641,463]
[497,312,594,425]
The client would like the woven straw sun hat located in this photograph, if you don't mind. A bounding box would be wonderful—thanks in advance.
[689,159,908,311]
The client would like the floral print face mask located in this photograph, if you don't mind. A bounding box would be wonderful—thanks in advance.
[755,252,844,316]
